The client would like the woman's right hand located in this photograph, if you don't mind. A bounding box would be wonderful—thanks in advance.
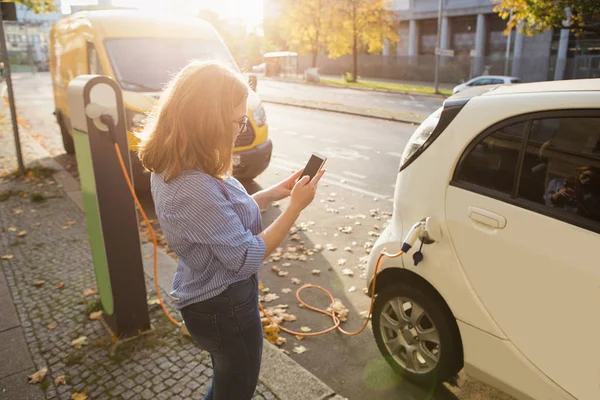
[289,170,326,213]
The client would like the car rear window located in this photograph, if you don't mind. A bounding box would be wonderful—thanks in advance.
[510,78,521,83]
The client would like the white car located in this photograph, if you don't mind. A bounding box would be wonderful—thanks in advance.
[453,75,521,94]
[367,79,600,400]
[252,63,266,73]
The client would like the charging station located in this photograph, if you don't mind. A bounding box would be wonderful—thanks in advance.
[68,75,151,338]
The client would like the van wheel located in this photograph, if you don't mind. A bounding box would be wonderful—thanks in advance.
[58,115,75,155]
[372,280,462,387]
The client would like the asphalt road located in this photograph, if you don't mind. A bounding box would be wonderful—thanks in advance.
[8,72,511,400]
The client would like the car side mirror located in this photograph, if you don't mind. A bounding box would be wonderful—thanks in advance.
[248,74,257,92]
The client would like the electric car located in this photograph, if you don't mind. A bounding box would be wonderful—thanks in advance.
[366,79,600,400]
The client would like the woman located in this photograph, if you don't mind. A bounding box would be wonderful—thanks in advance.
[138,61,325,400]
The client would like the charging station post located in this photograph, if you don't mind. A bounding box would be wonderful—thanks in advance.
[68,75,151,338]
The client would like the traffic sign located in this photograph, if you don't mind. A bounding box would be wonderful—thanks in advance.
[435,47,455,57]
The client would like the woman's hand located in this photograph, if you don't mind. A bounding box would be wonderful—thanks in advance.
[252,170,303,209]
[289,169,326,213]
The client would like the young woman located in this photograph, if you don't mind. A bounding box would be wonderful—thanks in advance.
[138,61,325,400]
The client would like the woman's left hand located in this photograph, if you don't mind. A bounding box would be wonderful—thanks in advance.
[268,170,303,201]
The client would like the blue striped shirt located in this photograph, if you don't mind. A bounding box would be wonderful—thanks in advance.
[151,170,266,310]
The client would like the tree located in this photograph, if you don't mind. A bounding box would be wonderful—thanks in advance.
[281,0,329,68]
[11,0,56,14]
[327,0,398,82]
[494,0,600,35]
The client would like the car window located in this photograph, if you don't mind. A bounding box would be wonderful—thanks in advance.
[455,122,527,194]
[470,78,489,86]
[518,117,600,224]
[510,78,521,83]
[491,78,504,84]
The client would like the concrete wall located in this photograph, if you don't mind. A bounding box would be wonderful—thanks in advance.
[518,30,553,82]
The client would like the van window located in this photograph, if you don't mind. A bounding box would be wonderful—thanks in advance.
[88,43,103,75]
[518,117,600,223]
[455,122,527,194]
[105,38,234,92]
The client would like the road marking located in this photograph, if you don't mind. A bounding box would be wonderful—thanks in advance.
[409,95,415,101]
[386,152,404,158]
[284,130,298,135]
[343,171,367,179]
[303,135,316,140]
[386,100,395,104]
[322,148,370,161]
[350,144,372,151]
[269,161,393,202]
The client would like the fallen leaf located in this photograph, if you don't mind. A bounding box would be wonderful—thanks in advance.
[311,269,321,275]
[300,326,312,333]
[56,282,65,289]
[293,345,308,354]
[7,226,17,232]
[71,336,88,349]
[47,322,57,330]
[344,247,353,253]
[364,241,374,249]
[290,234,301,241]
[13,208,23,214]
[368,231,381,237]
[1,254,14,260]
[328,299,349,322]
[95,338,106,346]
[295,335,304,340]
[342,269,354,277]
[275,336,287,346]
[89,311,103,320]
[281,288,292,294]
[258,281,265,291]
[272,201,280,208]
[360,311,371,319]
[16,230,27,238]
[54,376,66,386]
[337,259,347,266]
[71,392,88,400]
[326,244,337,251]
[348,286,357,292]
[271,265,281,273]
[298,254,308,262]
[283,314,297,322]
[277,271,289,277]
[338,226,353,234]
[314,244,323,251]
[83,288,97,297]
[147,298,160,305]
[33,280,46,287]
[263,293,280,303]
[28,368,48,384]
[291,278,301,285]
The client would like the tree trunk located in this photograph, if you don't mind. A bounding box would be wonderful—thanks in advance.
[352,33,358,82]
[312,31,319,67]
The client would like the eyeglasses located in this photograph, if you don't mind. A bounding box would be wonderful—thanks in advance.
[235,116,249,134]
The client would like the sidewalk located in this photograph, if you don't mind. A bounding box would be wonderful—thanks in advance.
[0,115,346,399]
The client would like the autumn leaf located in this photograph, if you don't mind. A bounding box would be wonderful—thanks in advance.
[83,288,97,297]
[71,392,88,400]
[16,230,27,238]
[337,259,347,266]
[7,226,17,232]
[47,322,57,330]
[277,271,289,277]
[291,277,301,285]
[147,298,160,306]
[344,247,353,252]
[348,286,357,292]
[311,269,321,275]
[28,368,48,384]
[342,269,354,277]
[300,326,312,333]
[283,314,297,322]
[89,311,103,320]
[293,345,308,354]
[281,288,292,294]
[33,280,46,287]
[13,208,23,214]
[295,335,305,341]
[54,376,66,386]
[271,265,281,273]
[326,244,337,251]
[71,336,88,349]
[56,282,65,289]
[1,254,14,260]
[262,293,280,303]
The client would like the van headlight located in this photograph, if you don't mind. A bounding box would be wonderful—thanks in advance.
[400,107,442,169]
[126,109,147,132]
[253,105,266,127]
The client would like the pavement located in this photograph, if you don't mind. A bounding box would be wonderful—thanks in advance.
[1,72,513,400]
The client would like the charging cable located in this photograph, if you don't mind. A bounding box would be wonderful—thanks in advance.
[104,112,429,336]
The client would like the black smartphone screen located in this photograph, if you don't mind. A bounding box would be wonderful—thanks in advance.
[302,154,326,181]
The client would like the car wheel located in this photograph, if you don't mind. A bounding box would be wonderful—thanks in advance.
[372,280,462,386]
[58,115,75,155]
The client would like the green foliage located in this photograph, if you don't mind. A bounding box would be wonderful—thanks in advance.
[494,0,600,35]
[10,0,57,14]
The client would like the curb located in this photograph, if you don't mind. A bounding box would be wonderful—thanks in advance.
[262,98,421,125]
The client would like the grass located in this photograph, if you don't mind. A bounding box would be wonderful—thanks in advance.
[30,193,47,203]
[85,299,102,314]
[0,190,16,201]
[321,78,453,96]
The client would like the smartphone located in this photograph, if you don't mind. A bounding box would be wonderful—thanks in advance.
[302,153,327,182]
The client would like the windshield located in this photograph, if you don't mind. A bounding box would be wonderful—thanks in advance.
[105,38,235,92]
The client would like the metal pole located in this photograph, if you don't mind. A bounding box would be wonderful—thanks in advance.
[504,10,513,76]
[0,10,25,175]
[433,0,443,94]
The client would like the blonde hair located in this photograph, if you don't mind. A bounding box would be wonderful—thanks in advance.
[138,61,248,181]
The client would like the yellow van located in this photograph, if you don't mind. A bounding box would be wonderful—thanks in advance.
[49,10,271,188]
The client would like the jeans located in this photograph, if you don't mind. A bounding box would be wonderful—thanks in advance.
[180,274,263,400]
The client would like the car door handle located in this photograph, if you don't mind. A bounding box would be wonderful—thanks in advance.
[468,207,507,229]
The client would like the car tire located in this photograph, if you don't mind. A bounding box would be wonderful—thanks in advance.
[372,279,462,387]
[58,114,75,155]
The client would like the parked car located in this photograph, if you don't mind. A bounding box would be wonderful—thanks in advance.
[252,63,266,73]
[49,10,272,190]
[452,75,521,94]
[367,79,600,400]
